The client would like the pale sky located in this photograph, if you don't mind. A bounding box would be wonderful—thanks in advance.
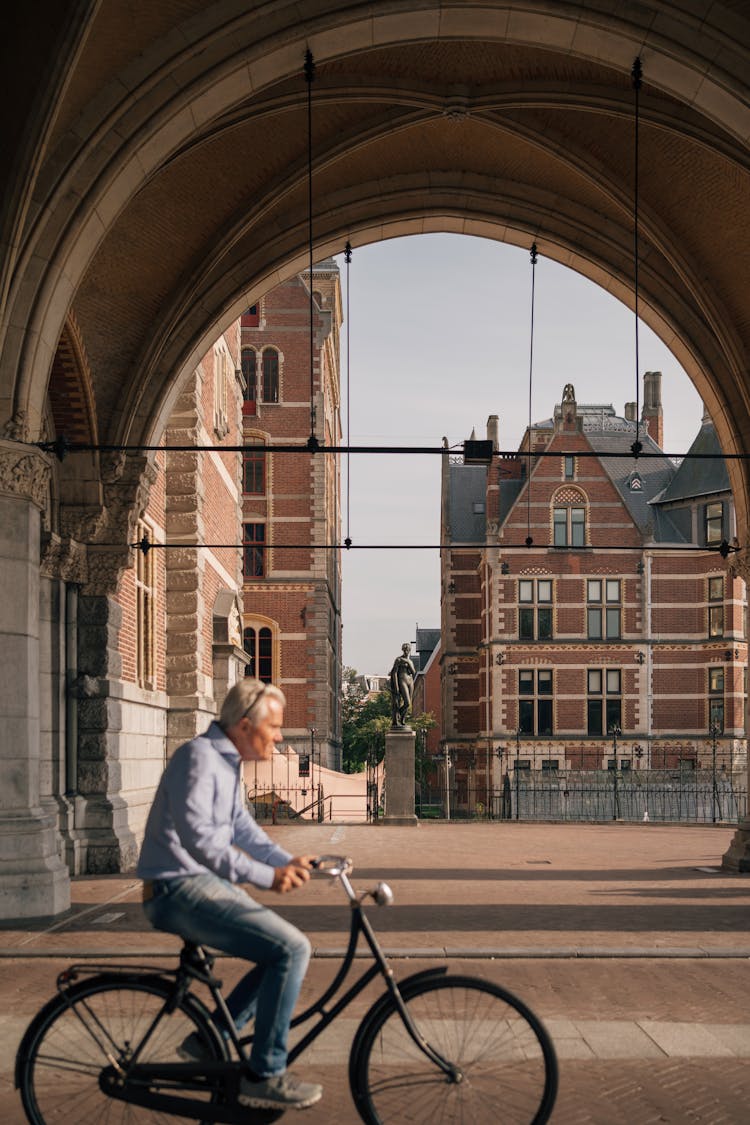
[335,233,704,677]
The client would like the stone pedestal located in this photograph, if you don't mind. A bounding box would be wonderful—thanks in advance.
[723,818,750,872]
[382,728,418,826]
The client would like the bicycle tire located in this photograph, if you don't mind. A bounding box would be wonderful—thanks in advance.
[16,973,228,1125]
[349,973,558,1124]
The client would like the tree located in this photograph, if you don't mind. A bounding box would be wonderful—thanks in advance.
[342,666,436,774]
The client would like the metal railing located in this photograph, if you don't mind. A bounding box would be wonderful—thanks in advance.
[247,784,374,823]
[417,767,747,824]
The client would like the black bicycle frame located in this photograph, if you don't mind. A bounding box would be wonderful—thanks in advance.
[100,897,455,1121]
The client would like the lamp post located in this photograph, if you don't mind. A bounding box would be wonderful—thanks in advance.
[495,746,506,820]
[609,724,621,820]
[709,720,722,823]
[309,728,319,822]
[434,751,452,820]
[515,727,522,821]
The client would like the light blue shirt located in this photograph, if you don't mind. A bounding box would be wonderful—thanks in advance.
[137,721,292,889]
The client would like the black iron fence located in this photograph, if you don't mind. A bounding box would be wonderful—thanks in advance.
[417,767,747,824]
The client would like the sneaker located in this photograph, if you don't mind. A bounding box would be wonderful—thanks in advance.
[238,1072,322,1111]
[176,1032,214,1062]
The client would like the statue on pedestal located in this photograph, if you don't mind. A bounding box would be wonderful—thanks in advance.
[389,642,416,728]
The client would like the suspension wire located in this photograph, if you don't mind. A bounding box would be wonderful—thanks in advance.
[344,241,352,548]
[304,48,318,451]
[526,243,538,547]
[129,539,736,556]
[631,56,643,459]
[31,435,744,460]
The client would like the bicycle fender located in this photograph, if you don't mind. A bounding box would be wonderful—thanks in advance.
[352,965,449,1046]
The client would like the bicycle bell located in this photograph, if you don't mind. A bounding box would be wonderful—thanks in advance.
[371,881,394,906]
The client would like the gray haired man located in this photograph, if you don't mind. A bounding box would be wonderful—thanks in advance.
[137,679,321,1111]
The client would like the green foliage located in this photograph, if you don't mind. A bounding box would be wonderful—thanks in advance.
[342,666,436,775]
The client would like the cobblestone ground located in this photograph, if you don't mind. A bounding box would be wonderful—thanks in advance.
[3,824,749,1123]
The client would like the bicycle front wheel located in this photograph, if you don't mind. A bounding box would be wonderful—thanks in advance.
[350,974,558,1124]
[17,974,227,1125]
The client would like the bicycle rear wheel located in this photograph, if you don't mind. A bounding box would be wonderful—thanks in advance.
[17,974,227,1124]
[350,974,557,1124]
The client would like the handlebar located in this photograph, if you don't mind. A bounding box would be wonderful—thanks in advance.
[311,855,353,877]
[312,855,393,907]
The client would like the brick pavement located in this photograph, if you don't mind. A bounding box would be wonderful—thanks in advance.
[2,824,750,1122]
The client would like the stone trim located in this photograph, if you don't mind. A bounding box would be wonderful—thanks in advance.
[0,439,51,510]
[40,531,88,583]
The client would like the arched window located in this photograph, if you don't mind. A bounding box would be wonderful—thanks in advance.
[243,624,275,683]
[551,488,587,547]
[261,349,279,403]
[241,348,256,414]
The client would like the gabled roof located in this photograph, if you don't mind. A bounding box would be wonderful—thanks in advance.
[652,420,729,504]
[585,425,676,539]
[497,477,526,524]
[499,408,678,540]
[415,627,440,672]
[448,406,729,549]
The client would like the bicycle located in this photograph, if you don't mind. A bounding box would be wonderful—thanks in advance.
[15,855,558,1123]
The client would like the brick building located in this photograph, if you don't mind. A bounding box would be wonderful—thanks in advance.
[440,376,747,810]
[239,261,343,770]
[47,324,250,873]
[36,263,344,877]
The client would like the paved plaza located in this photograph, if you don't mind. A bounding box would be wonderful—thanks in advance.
[2,823,749,1123]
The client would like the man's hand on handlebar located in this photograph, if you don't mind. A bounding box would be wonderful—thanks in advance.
[271,855,316,894]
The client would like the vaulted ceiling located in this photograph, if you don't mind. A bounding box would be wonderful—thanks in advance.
[1,2,749,529]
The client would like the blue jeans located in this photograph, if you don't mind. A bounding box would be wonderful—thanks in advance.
[143,873,311,1077]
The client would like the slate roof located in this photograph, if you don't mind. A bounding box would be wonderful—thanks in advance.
[414,628,440,673]
[582,421,676,540]
[497,477,526,525]
[448,408,728,548]
[447,463,486,543]
[652,420,729,504]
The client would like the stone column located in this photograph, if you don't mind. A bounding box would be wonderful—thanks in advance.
[723,548,750,872]
[0,440,69,917]
[39,533,88,874]
[63,453,157,873]
[382,728,418,825]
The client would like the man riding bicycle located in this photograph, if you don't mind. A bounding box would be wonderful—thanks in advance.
[137,678,321,1112]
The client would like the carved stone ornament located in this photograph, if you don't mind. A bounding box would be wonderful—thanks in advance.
[82,545,132,597]
[61,454,160,596]
[0,439,51,509]
[728,544,750,586]
[1,410,30,442]
[91,454,158,546]
[59,505,108,541]
[40,532,88,584]
[443,97,469,122]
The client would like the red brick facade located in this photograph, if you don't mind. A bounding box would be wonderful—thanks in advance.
[240,264,343,769]
[440,385,747,809]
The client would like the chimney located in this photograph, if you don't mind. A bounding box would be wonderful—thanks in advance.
[641,371,664,448]
[624,402,637,422]
[486,415,499,451]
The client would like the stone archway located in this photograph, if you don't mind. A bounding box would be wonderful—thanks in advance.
[1,1,749,913]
